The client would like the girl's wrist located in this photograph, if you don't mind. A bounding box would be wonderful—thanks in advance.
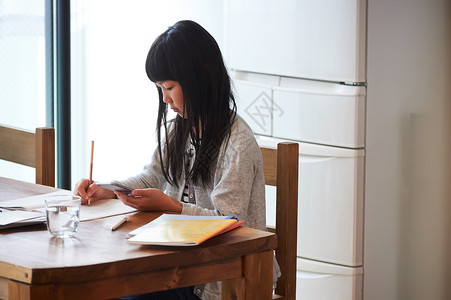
[167,195,183,213]
[173,199,183,213]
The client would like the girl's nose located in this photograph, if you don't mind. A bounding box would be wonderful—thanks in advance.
[162,92,171,103]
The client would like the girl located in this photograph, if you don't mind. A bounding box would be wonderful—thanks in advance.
[75,20,266,300]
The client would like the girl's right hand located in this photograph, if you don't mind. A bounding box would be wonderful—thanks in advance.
[73,178,115,205]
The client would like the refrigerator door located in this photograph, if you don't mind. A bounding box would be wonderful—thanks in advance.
[233,72,366,148]
[297,142,365,266]
[297,258,363,300]
[225,0,367,83]
[257,136,365,267]
[232,72,280,136]
[273,77,366,148]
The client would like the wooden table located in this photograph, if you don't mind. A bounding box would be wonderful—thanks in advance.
[0,177,277,299]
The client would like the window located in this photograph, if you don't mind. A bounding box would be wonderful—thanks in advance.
[0,0,224,187]
[70,0,224,187]
[0,0,48,182]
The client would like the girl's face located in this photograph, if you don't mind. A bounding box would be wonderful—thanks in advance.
[156,80,185,118]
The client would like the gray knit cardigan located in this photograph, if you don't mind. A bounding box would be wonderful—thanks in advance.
[116,115,266,299]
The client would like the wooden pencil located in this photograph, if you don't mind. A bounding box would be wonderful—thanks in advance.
[88,140,94,206]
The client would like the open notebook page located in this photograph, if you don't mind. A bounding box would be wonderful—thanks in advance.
[0,191,136,221]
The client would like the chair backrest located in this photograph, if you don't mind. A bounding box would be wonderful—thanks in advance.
[0,124,55,187]
[260,142,299,300]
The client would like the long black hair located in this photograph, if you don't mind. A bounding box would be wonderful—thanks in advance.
[145,20,237,187]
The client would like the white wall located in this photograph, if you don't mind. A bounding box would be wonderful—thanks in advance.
[365,0,451,299]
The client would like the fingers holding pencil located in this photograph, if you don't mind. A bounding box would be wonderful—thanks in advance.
[73,179,98,204]
[74,179,116,205]
[73,140,116,204]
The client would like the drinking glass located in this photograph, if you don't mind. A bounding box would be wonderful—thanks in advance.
[45,195,81,238]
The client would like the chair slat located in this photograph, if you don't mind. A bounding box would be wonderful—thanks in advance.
[0,124,55,187]
[261,147,277,186]
[0,125,35,167]
[36,127,55,186]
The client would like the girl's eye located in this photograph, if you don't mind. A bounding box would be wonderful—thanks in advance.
[166,87,173,91]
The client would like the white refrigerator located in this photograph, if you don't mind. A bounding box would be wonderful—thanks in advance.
[224,0,367,299]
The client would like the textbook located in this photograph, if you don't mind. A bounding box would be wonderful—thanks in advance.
[127,213,238,237]
[127,214,244,246]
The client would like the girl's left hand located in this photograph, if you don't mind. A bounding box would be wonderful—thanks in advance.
[115,188,182,213]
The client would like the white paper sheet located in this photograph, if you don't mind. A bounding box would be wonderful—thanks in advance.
[0,191,137,222]
[0,210,44,226]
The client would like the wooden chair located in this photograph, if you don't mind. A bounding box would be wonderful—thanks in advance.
[0,124,55,187]
[261,142,299,300]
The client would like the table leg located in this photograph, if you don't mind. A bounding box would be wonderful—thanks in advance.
[8,280,60,300]
[222,250,273,300]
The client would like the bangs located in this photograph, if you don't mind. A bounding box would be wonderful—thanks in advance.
[145,37,175,83]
